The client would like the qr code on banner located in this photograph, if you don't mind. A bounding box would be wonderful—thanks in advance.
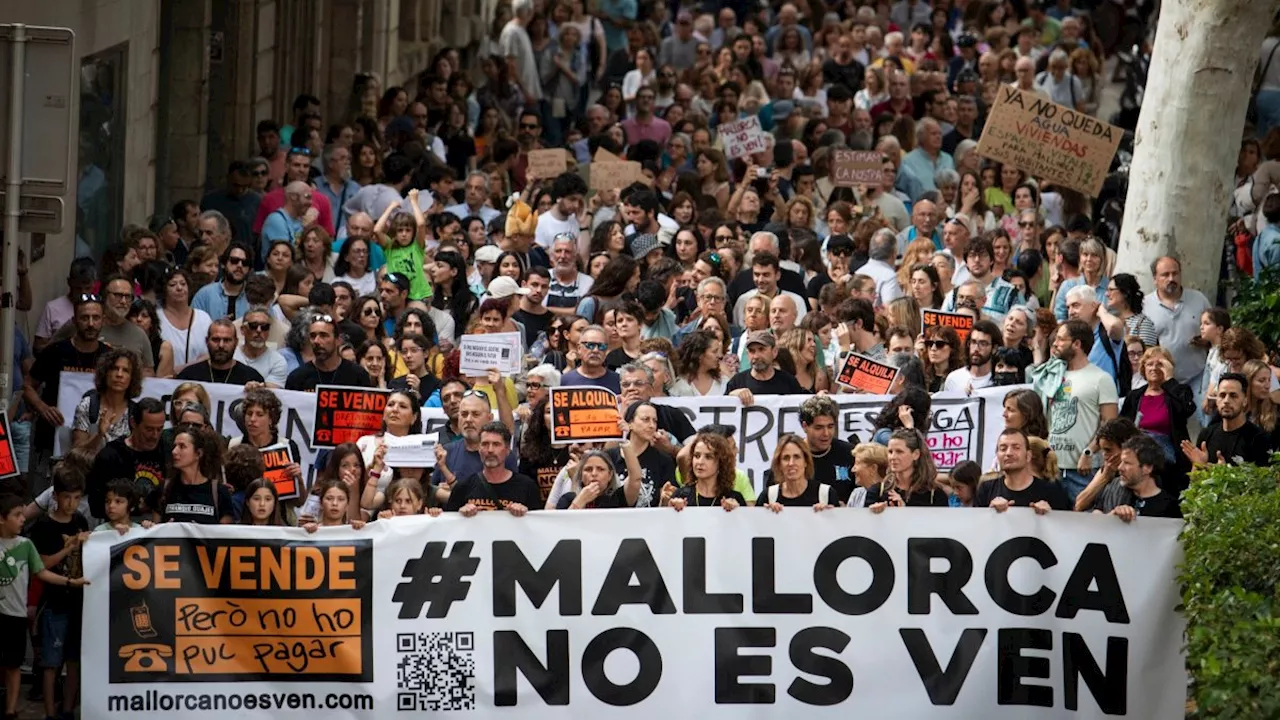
[396,632,477,711]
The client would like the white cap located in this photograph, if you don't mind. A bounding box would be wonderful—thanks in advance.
[474,245,502,264]
[487,275,530,299]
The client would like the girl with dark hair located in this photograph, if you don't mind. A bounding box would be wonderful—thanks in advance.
[673,329,729,396]
[309,443,369,524]
[1003,388,1049,439]
[519,398,570,505]
[241,478,286,526]
[1104,273,1158,347]
[358,339,392,389]
[493,250,526,285]
[867,428,948,509]
[431,249,479,333]
[992,346,1030,385]
[664,432,745,510]
[303,478,367,531]
[668,227,705,269]
[162,424,232,524]
[921,325,964,393]
[334,237,377,296]
[908,263,944,310]
[127,298,175,377]
[589,221,627,257]
[377,86,409,130]
[871,387,931,445]
[158,267,214,370]
[351,140,383,186]
[576,254,640,323]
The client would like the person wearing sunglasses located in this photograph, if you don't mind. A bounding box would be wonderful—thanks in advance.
[233,306,288,387]
[560,325,621,393]
[191,242,254,321]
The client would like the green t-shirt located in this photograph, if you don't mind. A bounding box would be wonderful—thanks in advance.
[384,241,433,302]
[0,536,45,618]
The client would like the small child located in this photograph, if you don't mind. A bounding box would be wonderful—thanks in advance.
[95,479,154,535]
[303,478,367,532]
[241,478,286,527]
[0,494,89,720]
[947,460,983,508]
[376,188,432,302]
[377,478,442,519]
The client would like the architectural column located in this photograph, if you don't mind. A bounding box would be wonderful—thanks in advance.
[156,0,210,211]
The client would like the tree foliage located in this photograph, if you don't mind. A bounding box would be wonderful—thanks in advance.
[1229,266,1280,350]
[1180,460,1280,718]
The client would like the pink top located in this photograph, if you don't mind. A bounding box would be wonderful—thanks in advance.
[1137,393,1172,436]
[620,116,673,148]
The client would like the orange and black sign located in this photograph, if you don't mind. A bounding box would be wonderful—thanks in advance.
[313,386,390,448]
[837,353,899,395]
[0,415,17,479]
[108,537,373,683]
[261,445,300,500]
[549,387,623,445]
[923,308,974,344]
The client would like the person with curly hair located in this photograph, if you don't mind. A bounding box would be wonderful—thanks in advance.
[161,423,232,524]
[71,348,143,451]
[663,431,745,510]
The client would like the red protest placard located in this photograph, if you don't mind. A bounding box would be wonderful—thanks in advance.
[313,386,391,448]
[260,444,300,500]
[549,387,623,445]
[836,353,899,395]
[922,308,975,343]
[0,415,18,479]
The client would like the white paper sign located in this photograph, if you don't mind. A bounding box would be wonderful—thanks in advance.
[719,115,771,159]
[382,433,438,468]
[459,332,523,376]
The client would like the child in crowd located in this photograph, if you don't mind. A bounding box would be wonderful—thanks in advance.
[376,189,432,302]
[241,478,287,527]
[303,478,367,532]
[95,479,154,534]
[377,478,441,518]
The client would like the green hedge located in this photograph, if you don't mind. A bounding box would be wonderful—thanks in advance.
[1180,461,1280,717]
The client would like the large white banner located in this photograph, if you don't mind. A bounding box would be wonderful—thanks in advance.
[82,511,1186,719]
[56,374,1016,485]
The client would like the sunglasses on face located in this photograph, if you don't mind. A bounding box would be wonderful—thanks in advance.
[925,340,951,350]
[1018,221,1037,228]
[246,322,271,332]
[226,256,248,267]
[520,122,541,130]
[582,341,608,352]
[251,169,268,177]
[363,307,382,317]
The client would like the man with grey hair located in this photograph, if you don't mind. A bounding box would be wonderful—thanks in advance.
[673,276,741,346]
[197,209,234,259]
[317,143,359,233]
[1065,284,1128,392]
[573,105,613,163]
[855,229,905,306]
[333,211,385,269]
[260,181,315,261]
[234,305,288,387]
[446,171,500,225]
[1034,48,1086,111]
[501,0,542,114]
[899,117,954,200]
[561,324,620,393]
[895,198,940,258]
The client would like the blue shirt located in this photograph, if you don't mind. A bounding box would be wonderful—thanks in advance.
[261,209,304,260]
[316,178,362,233]
[561,368,621,394]
[191,281,250,320]
[1255,223,1280,277]
[431,438,519,487]
[898,148,955,200]
[1088,323,1123,391]
[598,0,637,55]
[1054,275,1110,322]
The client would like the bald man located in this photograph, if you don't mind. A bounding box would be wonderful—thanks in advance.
[260,181,315,259]
[769,294,799,334]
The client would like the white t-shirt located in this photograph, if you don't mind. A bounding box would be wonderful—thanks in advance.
[335,271,378,297]
[235,346,289,386]
[159,306,214,366]
[854,258,904,307]
[1048,363,1120,471]
[535,211,580,251]
[500,21,543,101]
[943,366,992,393]
[732,288,808,327]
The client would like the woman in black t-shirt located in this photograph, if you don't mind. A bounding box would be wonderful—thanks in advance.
[556,448,639,510]
[867,428,950,510]
[663,432,746,511]
[161,424,234,524]
[760,434,836,511]
[519,398,570,506]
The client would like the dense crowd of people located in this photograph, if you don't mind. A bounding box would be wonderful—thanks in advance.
[2,0,1270,717]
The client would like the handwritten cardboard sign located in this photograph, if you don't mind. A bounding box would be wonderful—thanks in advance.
[459,331,523,377]
[720,116,771,160]
[260,443,300,500]
[549,386,623,445]
[312,386,391,448]
[836,353,899,394]
[528,149,568,178]
[831,149,883,187]
[0,415,18,479]
[922,308,976,344]
[590,161,645,191]
[975,85,1122,196]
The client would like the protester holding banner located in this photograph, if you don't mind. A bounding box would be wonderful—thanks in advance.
[977,427,1071,511]
[303,477,367,531]
[229,388,304,497]
[760,434,836,510]
[727,331,807,404]
[867,428,949,509]
[159,424,232,524]
[444,422,541,515]
[663,431,745,510]
[239,477,287,526]
[358,390,424,509]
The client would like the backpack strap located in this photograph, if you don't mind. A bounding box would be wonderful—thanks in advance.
[819,484,830,506]
[767,485,780,503]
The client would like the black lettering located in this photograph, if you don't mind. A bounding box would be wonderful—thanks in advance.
[813,537,893,615]
[286,408,312,453]
[787,627,853,705]
[683,538,743,614]
[986,537,1057,616]
[493,540,583,617]
[1063,633,1127,714]
[581,628,662,706]
[714,627,775,704]
[997,628,1053,708]
[591,538,675,615]
[907,538,978,615]
[752,538,812,613]
[493,630,569,706]
[741,405,774,462]
[900,628,987,705]
[1055,544,1129,624]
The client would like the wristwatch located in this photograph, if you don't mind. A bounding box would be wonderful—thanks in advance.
[1082,448,1093,457]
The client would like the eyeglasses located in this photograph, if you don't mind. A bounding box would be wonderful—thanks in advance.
[925,340,951,349]
[1018,221,1037,228]
[226,256,248,267]
[246,322,271,332]
[290,147,312,156]
[830,248,852,257]
[698,293,726,303]
[105,290,133,301]
[969,339,993,348]
[526,381,544,390]
[251,169,269,177]
[582,341,608,352]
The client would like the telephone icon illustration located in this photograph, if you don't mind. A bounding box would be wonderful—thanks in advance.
[120,643,172,673]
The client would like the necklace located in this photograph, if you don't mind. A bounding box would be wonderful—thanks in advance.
[316,364,340,385]
[209,364,234,384]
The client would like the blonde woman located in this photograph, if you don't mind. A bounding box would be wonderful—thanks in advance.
[850,443,888,508]
[778,327,831,394]
[1243,359,1278,434]
[1069,48,1102,117]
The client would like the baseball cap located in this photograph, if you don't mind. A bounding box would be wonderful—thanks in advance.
[745,330,776,349]
[488,275,531,299]
[475,245,502,264]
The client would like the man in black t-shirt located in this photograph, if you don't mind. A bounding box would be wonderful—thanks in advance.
[1183,373,1271,466]
[512,268,552,351]
[801,396,856,503]
[177,319,265,386]
[979,428,1072,512]
[286,314,373,391]
[726,331,806,404]
[1110,435,1182,521]
[444,422,541,515]
[87,398,169,519]
[26,295,112,459]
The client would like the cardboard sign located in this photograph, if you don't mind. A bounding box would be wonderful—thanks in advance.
[720,116,771,159]
[312,386,391,448]
[549,387,623,445]
[975,85,1122,196]
[590,161,645,191]
[837,353,900,395]
[0,415,18,479]
[528,149,568,178]
[593,147,621,163]
[459,331,523,377]
[831,149,883,187]
[260,443,300,500]
[382,433,438,468]
[922,308,975,343]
